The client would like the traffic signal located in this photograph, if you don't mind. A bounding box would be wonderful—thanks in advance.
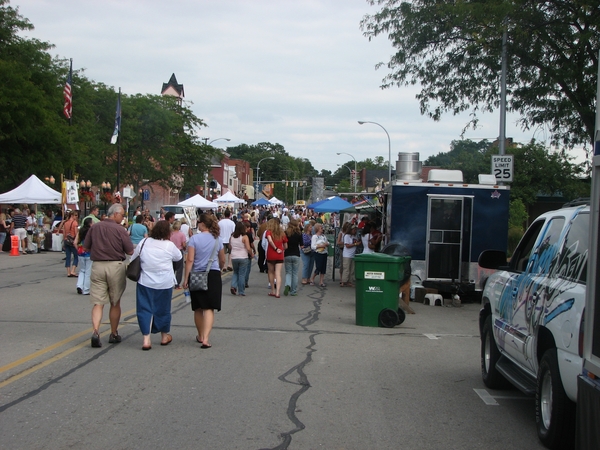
[209,180,217,189]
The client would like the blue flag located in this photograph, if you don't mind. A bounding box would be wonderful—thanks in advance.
[110,93,121,144]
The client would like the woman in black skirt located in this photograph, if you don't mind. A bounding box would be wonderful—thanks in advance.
[183,213,225,348]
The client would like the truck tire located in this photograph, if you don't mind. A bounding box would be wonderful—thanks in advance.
[536,349,576,449]
[481,316,507,389]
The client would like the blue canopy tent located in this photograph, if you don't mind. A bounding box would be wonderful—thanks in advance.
[313,196,354,213]
[252,197,271,206]
[307,196,335,210]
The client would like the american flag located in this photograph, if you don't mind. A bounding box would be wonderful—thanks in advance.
[63,59,72,119]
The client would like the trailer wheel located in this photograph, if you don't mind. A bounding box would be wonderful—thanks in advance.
[536,349,576,449]
[379,309,399,328]
[481,316,508,389]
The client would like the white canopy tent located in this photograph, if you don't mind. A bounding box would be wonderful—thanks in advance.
[269,196,284,205]
[214,191,245,204]
[0,175,62,204]
[177,194,218,209]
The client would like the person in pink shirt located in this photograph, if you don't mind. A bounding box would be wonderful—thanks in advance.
[170,221,187,288]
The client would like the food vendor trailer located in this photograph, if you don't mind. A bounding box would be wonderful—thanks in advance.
[383,153,510,299]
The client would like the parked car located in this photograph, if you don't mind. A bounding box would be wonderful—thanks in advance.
[478,202,589,449]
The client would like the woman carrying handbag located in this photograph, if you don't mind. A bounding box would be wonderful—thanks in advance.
[183,213,225,349]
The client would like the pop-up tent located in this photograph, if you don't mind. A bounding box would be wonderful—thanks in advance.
[0,175,62,204]
[312,196,354,213]
[269,196,284,205]
[252,197,270,206]
[178,194,218,209]
[214,191,245,204]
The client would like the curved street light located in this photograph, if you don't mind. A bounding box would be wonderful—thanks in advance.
[336,152,357,192]
[337,164,353,189]
[358,121,392,184]
[208,138,231,146]
[256,157,275,199]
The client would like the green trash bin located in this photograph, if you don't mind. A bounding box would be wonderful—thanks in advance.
[327,235,335,257]
[354,253,411,327]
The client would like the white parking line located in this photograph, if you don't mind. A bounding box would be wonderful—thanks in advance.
[473,388,499,405]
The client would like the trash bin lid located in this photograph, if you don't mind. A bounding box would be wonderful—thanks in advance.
[355,253,406,263]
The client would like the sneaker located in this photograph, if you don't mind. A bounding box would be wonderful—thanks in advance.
[77,287,82,295]
[91,333,102,348]
[108,332,122,344]
[290,293,298,296]
[284,285,290,296]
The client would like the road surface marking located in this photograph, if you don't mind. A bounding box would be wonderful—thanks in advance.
[474,389,499,405]
[424,334,438,340]
[0,307,137,378]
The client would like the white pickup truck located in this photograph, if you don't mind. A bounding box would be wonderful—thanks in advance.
[478,202,589,450]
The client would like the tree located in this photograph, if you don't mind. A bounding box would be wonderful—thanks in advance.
[0,1,71,191]
[361,0,600,153]
[425,139,590,207]
[227,142,318,203]
[115,94,211,195]
[425,139,492,183]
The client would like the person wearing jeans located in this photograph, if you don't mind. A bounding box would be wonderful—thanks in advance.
[300,223,314,285]
[75,218,93,295]
[284,219,303,296]
[229,222,252,296]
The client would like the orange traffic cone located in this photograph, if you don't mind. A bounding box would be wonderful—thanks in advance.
[10,235,20,256]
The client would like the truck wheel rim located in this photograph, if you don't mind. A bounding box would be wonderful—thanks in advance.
[484,334,491,373]
[540,371,553,429]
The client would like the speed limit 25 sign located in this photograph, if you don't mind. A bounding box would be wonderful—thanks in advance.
[491,155,513,182]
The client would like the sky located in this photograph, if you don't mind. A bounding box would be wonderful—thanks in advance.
[14,0,541,177]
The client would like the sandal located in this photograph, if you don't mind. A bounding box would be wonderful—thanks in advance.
[320,283,326,287]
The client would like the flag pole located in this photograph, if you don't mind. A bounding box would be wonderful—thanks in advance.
[117,87,121,195]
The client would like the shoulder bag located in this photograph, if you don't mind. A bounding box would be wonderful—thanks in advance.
[189,238,219,291]
[126,239,147,282]
[64,220,77,247]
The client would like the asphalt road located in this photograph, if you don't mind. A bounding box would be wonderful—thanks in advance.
[0,250,545,450]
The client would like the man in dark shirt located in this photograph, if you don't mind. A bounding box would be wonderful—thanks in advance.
[83,203,134,348]
[10,208,28,254]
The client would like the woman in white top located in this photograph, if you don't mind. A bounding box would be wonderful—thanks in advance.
[341,225,359,286]
[229,221,252,296]
[310,224,329,287]
[131,220,182,350]
[361,222,375,254]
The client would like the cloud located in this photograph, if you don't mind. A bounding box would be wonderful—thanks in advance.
[15,0,550,176]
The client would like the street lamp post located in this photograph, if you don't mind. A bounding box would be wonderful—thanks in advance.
[337,164,352,190]
[256,157,275,199]
[203,138,231,196]
[358,121,392,184]
[336,152,357,192]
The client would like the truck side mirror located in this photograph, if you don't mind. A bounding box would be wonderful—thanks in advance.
[478,250,507,270]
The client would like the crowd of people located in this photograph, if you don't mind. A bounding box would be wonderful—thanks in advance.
[1,200,385,350]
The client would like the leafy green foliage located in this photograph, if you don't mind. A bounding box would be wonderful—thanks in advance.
[425,139,589,206]
[227,142,318,203]
[362,0,600,152]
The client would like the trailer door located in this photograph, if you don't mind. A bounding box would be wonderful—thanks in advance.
[426,196,471,281]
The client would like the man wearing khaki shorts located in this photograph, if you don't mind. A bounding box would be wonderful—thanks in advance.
[83,204,134,347]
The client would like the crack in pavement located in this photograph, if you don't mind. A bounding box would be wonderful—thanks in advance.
[261,286,324,450]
